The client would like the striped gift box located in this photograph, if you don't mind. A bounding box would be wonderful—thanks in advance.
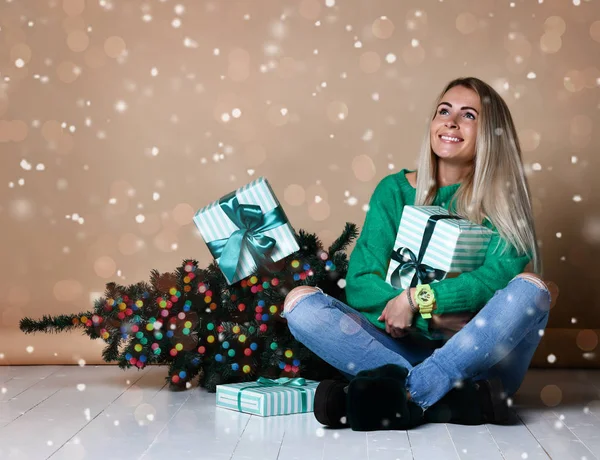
[214,402,316,436]
[216,378,319,417]
[385,206,494,289]
[193,177,299,285]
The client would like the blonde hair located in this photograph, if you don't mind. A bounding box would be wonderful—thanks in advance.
[414,77,542,275]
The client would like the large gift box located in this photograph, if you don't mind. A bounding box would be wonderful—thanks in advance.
[193,177,300,285]
[386,206,494,289]
[216,377,319,417]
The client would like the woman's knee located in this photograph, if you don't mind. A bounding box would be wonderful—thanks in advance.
[514,272,548,291]
[513,272,559,309]
[283,286,322,314]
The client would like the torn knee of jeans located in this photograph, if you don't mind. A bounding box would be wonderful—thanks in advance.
[283,287,321,314]
[514,273,549,293]
[515,273,552,302]
[283,293,310,314]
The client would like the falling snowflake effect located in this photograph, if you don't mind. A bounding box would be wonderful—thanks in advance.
[0,3,597,457]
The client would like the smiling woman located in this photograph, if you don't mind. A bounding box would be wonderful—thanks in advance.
[415,78,541,277]
[284,76,557,431]
[429,85,481,182]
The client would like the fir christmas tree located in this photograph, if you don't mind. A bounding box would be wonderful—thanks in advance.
[20,225,358,392]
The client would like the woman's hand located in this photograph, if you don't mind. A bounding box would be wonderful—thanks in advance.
[378,292,414,338]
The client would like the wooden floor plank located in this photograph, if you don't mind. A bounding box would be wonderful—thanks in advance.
[445,424,504,460]
[321,429,368,460]
[0,366,67,427]
[230,414,287,460]
[0,367,598,459]
[367,430,413,460]
[517,408,598,460]
[0,365,63,385]
[50,366,184,460]
[408,423,460,460]
[276,413,325,460]
[0,365,150,460]
[140,385,251,460]
[486,418,551,459]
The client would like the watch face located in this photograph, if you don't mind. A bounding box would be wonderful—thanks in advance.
[418,290,431,302]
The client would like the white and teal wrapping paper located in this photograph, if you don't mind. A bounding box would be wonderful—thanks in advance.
[385,206,494,289]
[216,377,319,417]
[214,400,315,436]
[193,177,299,285]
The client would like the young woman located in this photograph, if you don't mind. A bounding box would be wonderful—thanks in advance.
[283,77,559,431]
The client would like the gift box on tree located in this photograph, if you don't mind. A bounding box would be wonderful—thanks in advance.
[193,177,300,285]
[386,206,494,289]
[216,377,319,417]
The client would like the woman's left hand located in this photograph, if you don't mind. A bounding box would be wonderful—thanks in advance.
[378,291,414,338]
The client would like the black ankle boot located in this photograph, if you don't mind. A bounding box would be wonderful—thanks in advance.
[424,377,511,425]
[314,365,425,431]
[346,364,425,431]
[478,377,512,424]
[313,379,350,428]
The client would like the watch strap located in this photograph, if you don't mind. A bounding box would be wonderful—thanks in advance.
[419,304,434,319]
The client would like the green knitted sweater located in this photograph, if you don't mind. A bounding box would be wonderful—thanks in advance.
[345,168,531,340]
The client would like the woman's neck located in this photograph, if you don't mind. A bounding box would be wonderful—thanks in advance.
[436,161,473,187]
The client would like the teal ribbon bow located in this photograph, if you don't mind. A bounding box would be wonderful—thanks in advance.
[206,190,288,283]
[237,377,308,413]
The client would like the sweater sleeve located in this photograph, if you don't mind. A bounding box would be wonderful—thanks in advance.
[345,176,403,316]
[430,229,531,315]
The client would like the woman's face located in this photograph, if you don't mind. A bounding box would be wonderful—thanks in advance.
[430,85,481,165]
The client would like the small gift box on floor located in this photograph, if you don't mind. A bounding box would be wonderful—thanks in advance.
[216,377,319,417]
[193,177,300,285]
[386,206,494,289]
[214,400,316,436]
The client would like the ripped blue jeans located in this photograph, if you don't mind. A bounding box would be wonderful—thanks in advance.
[283,276,551,410]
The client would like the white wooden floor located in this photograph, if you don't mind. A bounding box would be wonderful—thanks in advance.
[0,366,599,460]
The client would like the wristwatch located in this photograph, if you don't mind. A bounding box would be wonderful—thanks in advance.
[415,284,435,319]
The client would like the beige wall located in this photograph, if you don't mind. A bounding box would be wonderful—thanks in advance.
[1,0,599,367]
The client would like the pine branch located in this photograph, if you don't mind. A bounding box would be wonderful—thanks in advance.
[20,313,92,334]
[328,222,359,256]
[103,333,123,363]
[149,269,162,292]
[296,229,321,255]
